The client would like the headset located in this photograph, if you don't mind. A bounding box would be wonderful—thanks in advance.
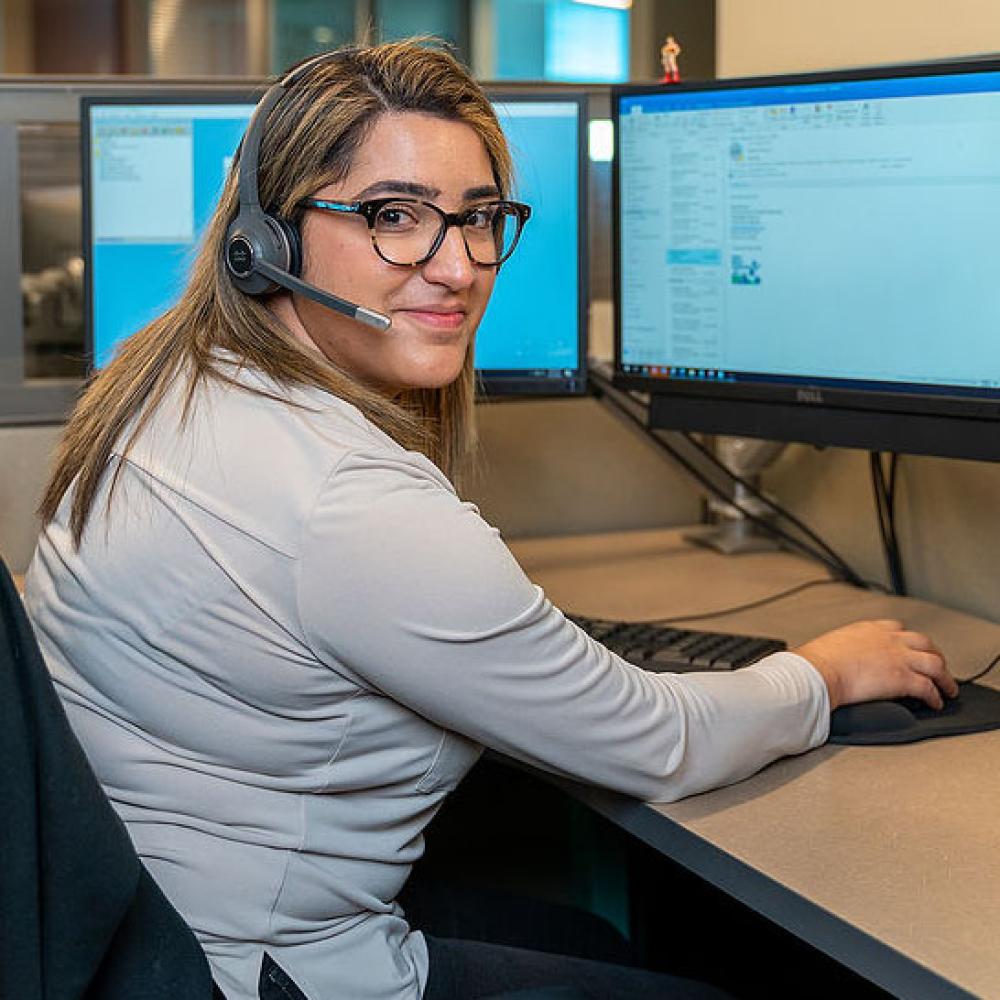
[224,51,392,331]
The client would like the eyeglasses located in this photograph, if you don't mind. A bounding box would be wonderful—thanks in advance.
[300,196,532,268]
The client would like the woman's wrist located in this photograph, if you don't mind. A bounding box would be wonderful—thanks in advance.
[791,644,843,711]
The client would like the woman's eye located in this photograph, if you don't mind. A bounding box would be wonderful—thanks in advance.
[375,205,418,230]
[465,207,495,230]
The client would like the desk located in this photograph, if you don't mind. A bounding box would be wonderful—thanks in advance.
[509,528,1000,1000]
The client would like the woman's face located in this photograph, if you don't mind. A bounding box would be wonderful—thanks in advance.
[272,111,499,394]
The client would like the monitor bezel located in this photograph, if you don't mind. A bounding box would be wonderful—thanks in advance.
[82,87,589,398]
[480,88,589,398]
[612,57,1000,461]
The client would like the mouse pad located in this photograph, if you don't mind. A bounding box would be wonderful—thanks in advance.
[829,682,1000,746]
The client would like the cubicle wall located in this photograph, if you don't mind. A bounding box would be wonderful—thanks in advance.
[0,77,261,422]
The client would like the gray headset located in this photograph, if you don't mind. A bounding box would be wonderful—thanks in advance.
[224,51,391,331]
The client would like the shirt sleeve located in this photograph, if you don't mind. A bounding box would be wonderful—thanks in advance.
[295,449,830,804]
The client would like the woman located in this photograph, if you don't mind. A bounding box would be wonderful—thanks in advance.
[25,40,954,1000]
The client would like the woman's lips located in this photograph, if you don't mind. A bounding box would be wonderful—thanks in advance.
[399,308,466,330]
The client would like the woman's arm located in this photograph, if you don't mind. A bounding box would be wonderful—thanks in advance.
[295,450,948,803]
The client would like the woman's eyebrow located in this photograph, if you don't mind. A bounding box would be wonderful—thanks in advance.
[349,180,502,202]
[353,180,440,200]
[464,184,501,201]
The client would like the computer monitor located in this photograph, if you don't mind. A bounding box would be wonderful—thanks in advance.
[82,90,587,395]
[614,59,1000,461]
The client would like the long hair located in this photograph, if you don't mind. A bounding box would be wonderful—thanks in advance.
[40,39,512,546]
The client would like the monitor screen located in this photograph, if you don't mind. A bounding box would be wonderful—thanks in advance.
[614,60,1000,460]
[83,91,586,395]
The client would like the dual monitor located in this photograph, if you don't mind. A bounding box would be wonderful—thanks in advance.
[86,58,1000,460]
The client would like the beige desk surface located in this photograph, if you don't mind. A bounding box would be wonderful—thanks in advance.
[509,528,1000,1000]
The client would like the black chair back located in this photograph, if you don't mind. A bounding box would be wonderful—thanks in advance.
[0,559,220,1000]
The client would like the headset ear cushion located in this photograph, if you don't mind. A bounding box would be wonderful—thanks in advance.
[274,217,303,278]
[225,212,296,296]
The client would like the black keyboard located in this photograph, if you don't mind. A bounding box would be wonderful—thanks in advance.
[568,614,787,674]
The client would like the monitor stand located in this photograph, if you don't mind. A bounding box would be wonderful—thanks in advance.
[684,437,788,555]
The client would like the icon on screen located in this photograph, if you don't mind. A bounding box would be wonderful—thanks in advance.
[731,254,762,285]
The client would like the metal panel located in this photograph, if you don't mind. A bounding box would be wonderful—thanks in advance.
[0,78,266,426]
[0,122,23,388]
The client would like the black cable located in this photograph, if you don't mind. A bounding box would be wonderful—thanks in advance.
[636,421,850,580]
[887,453,906,594]
[648,577,838,625]
[681,430,864,583]
[869,451,895,592]
[588,370,870,587]
[961,650,1000,685]
[564,577,838,628]
[869,451,907,596]
[587,371,837,571]
[610,377,864,584]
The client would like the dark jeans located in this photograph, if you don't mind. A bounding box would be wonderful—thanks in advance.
[423,935,734,1000]
[402,882,734,1000]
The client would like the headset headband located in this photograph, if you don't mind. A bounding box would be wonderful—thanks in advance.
[238,51,343,213]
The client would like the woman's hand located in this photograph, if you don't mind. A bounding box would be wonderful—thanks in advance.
[792,619,957,711]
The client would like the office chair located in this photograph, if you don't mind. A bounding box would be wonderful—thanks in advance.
[0,556,222,1000]
[2,556,592,1000]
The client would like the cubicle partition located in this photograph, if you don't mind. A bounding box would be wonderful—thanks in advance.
[0,78,259,425]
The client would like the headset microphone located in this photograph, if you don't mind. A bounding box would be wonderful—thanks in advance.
[226,235,390,331]
[224,52,392,332]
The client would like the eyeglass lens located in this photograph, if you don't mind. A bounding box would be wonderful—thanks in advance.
[371,201,522,266]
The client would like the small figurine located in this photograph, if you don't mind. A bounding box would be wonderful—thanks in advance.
[660,34,681,84]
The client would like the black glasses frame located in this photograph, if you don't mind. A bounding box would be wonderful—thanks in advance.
[300,196,532,267]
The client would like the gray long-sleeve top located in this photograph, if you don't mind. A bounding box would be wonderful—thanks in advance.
[25,359,830,1000]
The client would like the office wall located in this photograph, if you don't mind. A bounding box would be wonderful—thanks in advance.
[717,0,1000,78]
[0,424,59,573]
[717,0,1000,626]
[471,397,700,539]
[1,0,32,73]
[764,446,1000,624]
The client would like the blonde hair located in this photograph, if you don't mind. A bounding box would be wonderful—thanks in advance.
[40,39,512,546]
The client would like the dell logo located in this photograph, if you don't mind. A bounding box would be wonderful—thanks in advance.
[796,388,824,404]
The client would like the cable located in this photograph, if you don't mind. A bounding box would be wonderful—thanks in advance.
[590,368,864,582]
[585,371,995,682]
[642,425,850,580]
[869,453,885,568]
[887,453,906,594]
[869,452,895,592]
[563,578,838,628]
[588,368,872,588]
[681,430,864,584]
[961,650,1000,685]
[647,577,838,625]
[588,369,842,575]
[869,452,907,596]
